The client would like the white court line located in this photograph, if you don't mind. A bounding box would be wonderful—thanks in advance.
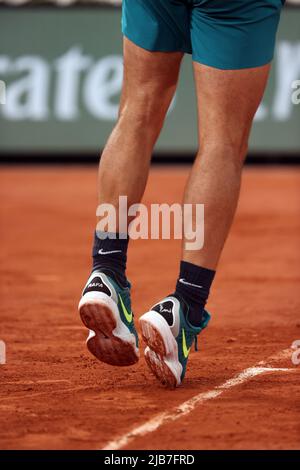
[102,348,295,450]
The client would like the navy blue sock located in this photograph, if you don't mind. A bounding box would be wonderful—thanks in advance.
[92,231,129,287]
[175,261,215,327]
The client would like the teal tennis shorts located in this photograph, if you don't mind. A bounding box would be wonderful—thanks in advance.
[122,0,285,70]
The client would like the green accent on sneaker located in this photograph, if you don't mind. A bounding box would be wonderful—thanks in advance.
[104,272,138,348]
[182,328,191,359]
[118,293,133,324]
[176,302,211,382]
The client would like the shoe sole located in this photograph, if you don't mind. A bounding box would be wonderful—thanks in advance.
[78,292,139,367]
[140,311,182,388]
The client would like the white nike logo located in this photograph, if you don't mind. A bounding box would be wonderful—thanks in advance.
[179,278,203,289]
[98,248,122,255]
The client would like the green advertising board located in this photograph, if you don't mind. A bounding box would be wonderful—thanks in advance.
[0,6,299,156]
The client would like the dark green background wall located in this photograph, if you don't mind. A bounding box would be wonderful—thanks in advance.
[0,7,299,156]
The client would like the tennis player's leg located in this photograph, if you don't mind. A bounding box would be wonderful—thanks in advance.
[98,38,183,219]
[139,0,284,386]
[183,63,270,269]
[140,64,270,387]
[78,38,183,367]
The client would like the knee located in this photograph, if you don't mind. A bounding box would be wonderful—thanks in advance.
[199,139,248,171]
[119,85,173,136]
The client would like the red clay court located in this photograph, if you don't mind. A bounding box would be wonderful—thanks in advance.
[0,165,299,450]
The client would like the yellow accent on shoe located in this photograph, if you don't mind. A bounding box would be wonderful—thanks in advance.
[182,328,191,359]
[119,293,133,323]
